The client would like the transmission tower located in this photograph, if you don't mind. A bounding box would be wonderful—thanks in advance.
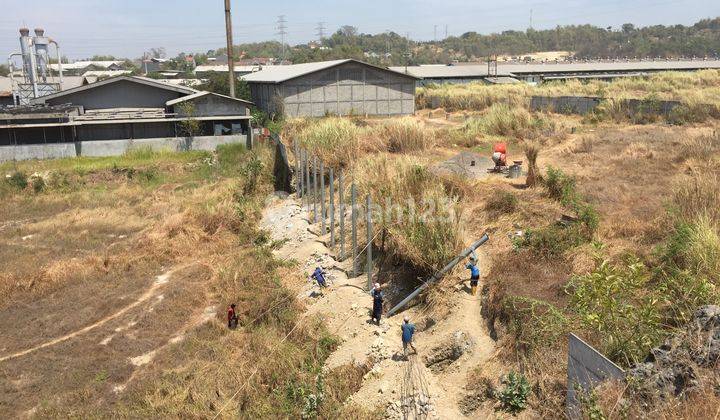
[315,22,326,41]
[434,25,437,42]
[276,15,288,63]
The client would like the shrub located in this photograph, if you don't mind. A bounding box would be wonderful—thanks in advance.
[497,371,531,414]
[31,175,45,193]
[544,166,578,205]
[566,257,664,366]
[502,296,569,354]
[6,171,28,190]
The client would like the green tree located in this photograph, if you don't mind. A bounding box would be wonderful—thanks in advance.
[196,73,251,101]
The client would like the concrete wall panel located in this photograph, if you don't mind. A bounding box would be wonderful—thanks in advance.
[0,143,76,161]
[324,85,338,101]
[389,101,402,115]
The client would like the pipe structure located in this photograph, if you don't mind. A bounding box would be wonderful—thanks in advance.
[386,233,490,317]
[49,39,62,89]
[7,53,22,105]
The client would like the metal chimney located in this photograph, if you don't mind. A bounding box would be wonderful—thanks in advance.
[33,28,50,81]
[18,28,34,83]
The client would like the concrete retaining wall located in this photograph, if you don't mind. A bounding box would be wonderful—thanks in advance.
[531,96,603,115]
[0,134,248,162]
[531,95,683,116]
[0,143,77,162]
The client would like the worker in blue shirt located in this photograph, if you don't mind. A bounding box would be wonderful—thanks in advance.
[310,267,328,288]
[466,258,480,296]
[401,316,417,359]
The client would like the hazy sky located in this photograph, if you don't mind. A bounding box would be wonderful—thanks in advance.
[1,0,718,61]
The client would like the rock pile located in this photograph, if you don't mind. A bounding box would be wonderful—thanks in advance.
[385,394,438,419]
[367,337,392,362]
[628,305,720,401]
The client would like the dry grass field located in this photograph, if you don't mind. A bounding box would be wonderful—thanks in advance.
[2,71,719,418]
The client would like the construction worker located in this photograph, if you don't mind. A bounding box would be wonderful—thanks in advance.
[401,316,417,359]
[227,303,238,329]
[492,142,507,169]
[310,267,328,288]
[371,283,384,325]
[466,258,481,296]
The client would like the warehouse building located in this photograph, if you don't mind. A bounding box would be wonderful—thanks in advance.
[0,76,253,161]
[393,59,720,85]
[243,59,417,117]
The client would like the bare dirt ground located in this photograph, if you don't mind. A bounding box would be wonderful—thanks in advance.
[261,193,497,418]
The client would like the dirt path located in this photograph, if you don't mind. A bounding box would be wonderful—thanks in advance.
[261,194,496,418]
[0,269,179,363]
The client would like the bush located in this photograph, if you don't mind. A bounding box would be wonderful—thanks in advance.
[497,371,531,414]
[31,175,45,193]
[544,166,577,205]
[6,171,28,190]
[502,296,569,354]
[566,257,664,366]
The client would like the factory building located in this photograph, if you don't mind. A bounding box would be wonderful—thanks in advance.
[0,76,253,161]
[243,59,417,117]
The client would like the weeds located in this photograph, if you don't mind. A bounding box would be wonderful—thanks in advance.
[566,257,664,367]
[485,191,518,215]
[7,171,28,190]
[377,117,435,153]
[502,296,570,354]
[497,371,531,414]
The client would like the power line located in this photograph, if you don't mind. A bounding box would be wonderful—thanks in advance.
[276,15,288,62]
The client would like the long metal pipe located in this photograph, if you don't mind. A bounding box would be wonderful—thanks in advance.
[7,53,22,105]
[386,233,490,317]
[49,39,62,89]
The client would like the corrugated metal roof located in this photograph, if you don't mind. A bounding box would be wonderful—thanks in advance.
[242,59,417,83]
[195,65,259,73]
[81,70,132,78]
[497,60,720,74]
[393,60,720,79]
[48,61,124,71]
[166,91,253,106]
[37,75,197,103]
[389,65,513,78]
